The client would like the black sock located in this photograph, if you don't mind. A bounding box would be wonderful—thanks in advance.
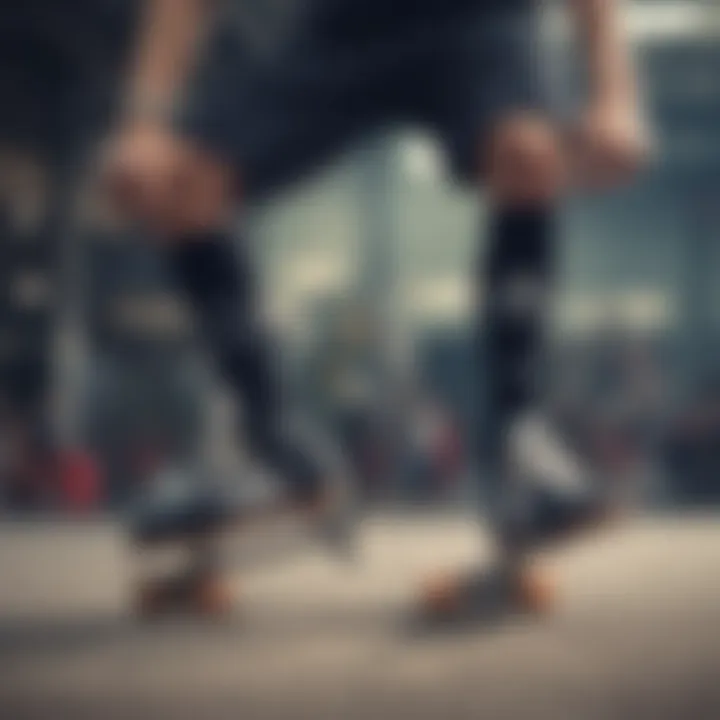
[166,231,319,498]
[480,206,556,469]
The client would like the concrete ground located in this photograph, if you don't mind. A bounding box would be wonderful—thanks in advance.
[1,513,719,720]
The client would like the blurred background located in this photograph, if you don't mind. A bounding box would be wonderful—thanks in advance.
[1,0,719,515]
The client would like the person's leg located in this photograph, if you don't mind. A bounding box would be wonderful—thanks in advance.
[416,0,605,612]
[420,116,571,617]
[166,228,320,502]
[477,115,566,610]
[109,135,341,538]
[110,12,384,519]
[480,114,563,538]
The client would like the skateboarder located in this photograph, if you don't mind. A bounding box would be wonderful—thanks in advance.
[104,0,647,614]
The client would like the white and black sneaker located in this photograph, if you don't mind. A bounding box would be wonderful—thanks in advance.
[499,412,610,548]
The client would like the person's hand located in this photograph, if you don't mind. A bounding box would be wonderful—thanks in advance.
[571,98,651,189]
[101,121,232,235]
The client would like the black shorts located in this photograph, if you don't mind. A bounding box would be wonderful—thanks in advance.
[178,2,550,200]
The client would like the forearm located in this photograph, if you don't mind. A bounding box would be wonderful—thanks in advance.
[569,0,637,106]
[124,0,217,120]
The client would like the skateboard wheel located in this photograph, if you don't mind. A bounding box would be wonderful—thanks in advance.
[193,575,234,617]
[419,572,466,617]
[513,565,557,615]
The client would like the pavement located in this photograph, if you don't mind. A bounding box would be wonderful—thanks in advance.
[1,512,719,720]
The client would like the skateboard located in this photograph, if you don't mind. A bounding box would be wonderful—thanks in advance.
[130,492,345,618]
[418,559,558,628]
[129,466,357,619]
[416,492,620,626]
[130,504,249,618]
[133,544,234,618]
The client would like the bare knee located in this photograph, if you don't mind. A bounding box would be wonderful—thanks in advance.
[483,115,564,206]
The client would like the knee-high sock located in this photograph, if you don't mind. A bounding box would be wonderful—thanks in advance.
[481,206,556,471]
[166,231,318,498]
